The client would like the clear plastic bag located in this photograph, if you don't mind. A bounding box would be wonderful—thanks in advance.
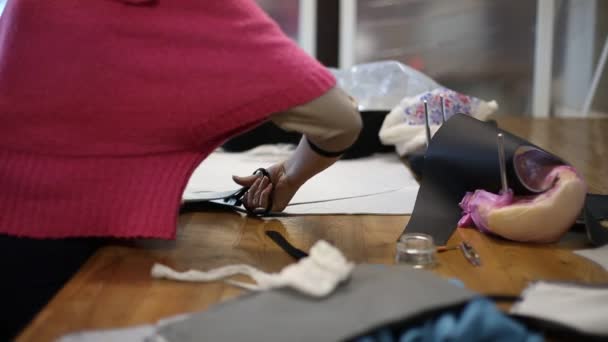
[330,60,440,111]
[330,60,498,157]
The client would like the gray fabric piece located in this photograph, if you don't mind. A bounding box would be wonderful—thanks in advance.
[57,325,155,342]
[157,264,474,342]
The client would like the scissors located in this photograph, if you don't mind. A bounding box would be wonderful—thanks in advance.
[188,168,273,216]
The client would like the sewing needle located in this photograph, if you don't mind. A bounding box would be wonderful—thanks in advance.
[424,100,431,148]
[497,133,509,194]
[440,96,446,124]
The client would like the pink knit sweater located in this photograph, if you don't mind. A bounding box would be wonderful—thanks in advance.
[0,0,335,239]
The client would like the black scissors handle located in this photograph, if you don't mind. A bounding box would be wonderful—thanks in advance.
[223,168,273,216]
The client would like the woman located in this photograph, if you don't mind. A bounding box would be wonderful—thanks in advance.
[0,0,361,339]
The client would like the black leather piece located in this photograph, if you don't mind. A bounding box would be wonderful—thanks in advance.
[402,114,568,246]
[406,150,425,178]
[583,194,608,246]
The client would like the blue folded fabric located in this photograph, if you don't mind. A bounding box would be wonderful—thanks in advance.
[356,298,542,342]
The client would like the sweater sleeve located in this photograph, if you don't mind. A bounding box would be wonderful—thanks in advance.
[270,86,362,155]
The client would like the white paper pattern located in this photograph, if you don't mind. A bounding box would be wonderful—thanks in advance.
[183,148,419,215]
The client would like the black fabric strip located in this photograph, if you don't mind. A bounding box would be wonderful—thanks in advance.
[486,295,521,302]
[305,137,349,158]
[265,230,309,260]
[584,194,608,245]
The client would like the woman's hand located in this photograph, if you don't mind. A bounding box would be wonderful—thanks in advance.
[232,162,300,213]
[232,133,350,214]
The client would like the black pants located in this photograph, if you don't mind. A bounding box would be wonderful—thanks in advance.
[0,235,104,341]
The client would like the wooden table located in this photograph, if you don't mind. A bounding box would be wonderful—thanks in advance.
[19,117,608,341]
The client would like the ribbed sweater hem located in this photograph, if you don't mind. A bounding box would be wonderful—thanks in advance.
[0,66,335,239]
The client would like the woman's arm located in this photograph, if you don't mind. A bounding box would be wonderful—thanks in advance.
[233,87,362,212]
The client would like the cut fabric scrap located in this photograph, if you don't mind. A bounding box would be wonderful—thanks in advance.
[156,265,475,342]
[379,87,498,156]
[510,281,608,337]
[265,230,309,260]
[574,244,608,271]
[57,314,191,342]
[151,240,354,298]
[58,326,155,342]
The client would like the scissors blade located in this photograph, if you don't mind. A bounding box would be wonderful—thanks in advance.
[183,188,245,203]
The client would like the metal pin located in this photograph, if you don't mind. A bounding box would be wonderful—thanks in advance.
[440,96,446,124]
[460,241,481,267]
[497,133,509,194]
[424,100,431,147]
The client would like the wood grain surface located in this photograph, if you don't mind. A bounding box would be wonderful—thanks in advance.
[19,117,608,341]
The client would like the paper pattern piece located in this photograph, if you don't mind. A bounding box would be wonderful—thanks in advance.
[183,147,419,215]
